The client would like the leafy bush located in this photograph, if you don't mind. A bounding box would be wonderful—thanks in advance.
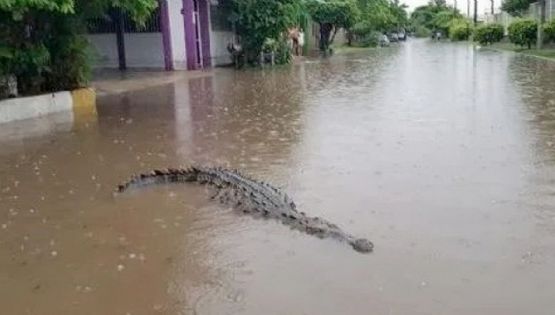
[431,10,462,37]
[233,0,301,64]
[11,44,51,95]
[0,1,157,98]
[0,45,13,75]
[350,21,377,46]
[501,0,531,17]
[358,0,397,32]
[449,19,472,41]
[351,21,373,37]
[508,19,537,49]
[307,0,360,51]
[543,19,555,43]
[414,25,431,38]
[1,13,90,96]
[357,31,381,47]
[261,38,292,64]
[275,39,293,64]
[474,23,504,45]
[43,15,92,91]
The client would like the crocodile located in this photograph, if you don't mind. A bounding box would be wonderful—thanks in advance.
[116,167,373,253]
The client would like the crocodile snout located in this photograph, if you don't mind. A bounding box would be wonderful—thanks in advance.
[351,238,374,253]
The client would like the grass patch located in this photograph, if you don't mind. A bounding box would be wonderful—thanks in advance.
[487,42,555,60]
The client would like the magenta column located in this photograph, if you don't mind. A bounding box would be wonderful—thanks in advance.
[182,0,197,70]
[198,0,212,67]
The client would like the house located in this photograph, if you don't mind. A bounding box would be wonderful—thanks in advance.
[85,0,234,71]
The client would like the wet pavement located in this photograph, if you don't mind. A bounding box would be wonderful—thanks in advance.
[1,39,555,314]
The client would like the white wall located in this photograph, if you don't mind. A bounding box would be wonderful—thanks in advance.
[86,33,165,68]
[87,34,118,68]
[209,30,234,66]
[125,33,165,68]
[168,0,188,69]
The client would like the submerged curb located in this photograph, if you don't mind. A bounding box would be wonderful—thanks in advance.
[0,88,97,125]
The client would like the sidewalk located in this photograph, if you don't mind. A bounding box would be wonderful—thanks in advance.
[485,42,555,62]
[91,68,212,96]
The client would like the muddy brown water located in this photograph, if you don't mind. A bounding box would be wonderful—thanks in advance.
[1,39,555,314]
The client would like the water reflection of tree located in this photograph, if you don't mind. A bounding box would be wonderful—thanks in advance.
[508,56,555,240]
[508,57,555,162]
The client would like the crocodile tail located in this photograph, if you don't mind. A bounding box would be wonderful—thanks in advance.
[116,167,201,192]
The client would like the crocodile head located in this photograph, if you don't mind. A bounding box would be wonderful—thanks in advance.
[351,238,374,253]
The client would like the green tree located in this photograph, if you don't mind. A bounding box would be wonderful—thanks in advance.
[473,23,504,45]
[508,19,538,49]
[231,0,301,63]
[307,0,360,52]
[543,19,555,42]
[0,0,73,13]
[389,0,409,28]
[502,0,548,48]
[347,0,408,46]
[449,18,472,41]
[431,10,462,36]
[1,0,158,96]
[356,0,395,31]
[501,0,532,17]
[410,2,460,36]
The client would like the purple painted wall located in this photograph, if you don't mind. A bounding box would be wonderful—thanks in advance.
[199,0,212,67]
[182,0,197,70]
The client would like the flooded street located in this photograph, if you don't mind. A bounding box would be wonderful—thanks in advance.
[1,39,555,314]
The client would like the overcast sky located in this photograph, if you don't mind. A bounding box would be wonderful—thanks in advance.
[404,0,500,16]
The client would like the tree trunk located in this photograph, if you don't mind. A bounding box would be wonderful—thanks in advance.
[467,0,470,18]
[537,0,546,49]
[490,0,494,15]
[330,27,339,45]
[319,23,333,52]
[114,9,127,70]
[473,0,478,25]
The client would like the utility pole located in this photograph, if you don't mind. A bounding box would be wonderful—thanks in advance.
[454,0,457,14]
[467,0,470,17]
[114,9,127,70]
[537,0,546,49]
[490,0,494,15]
[473,0,478,25]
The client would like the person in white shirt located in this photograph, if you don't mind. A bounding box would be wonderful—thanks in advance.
[297,29,305,56]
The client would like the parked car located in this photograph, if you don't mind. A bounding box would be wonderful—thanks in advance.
[388,32,399,42]
[398,30,407,41]
[379,33,390,47]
